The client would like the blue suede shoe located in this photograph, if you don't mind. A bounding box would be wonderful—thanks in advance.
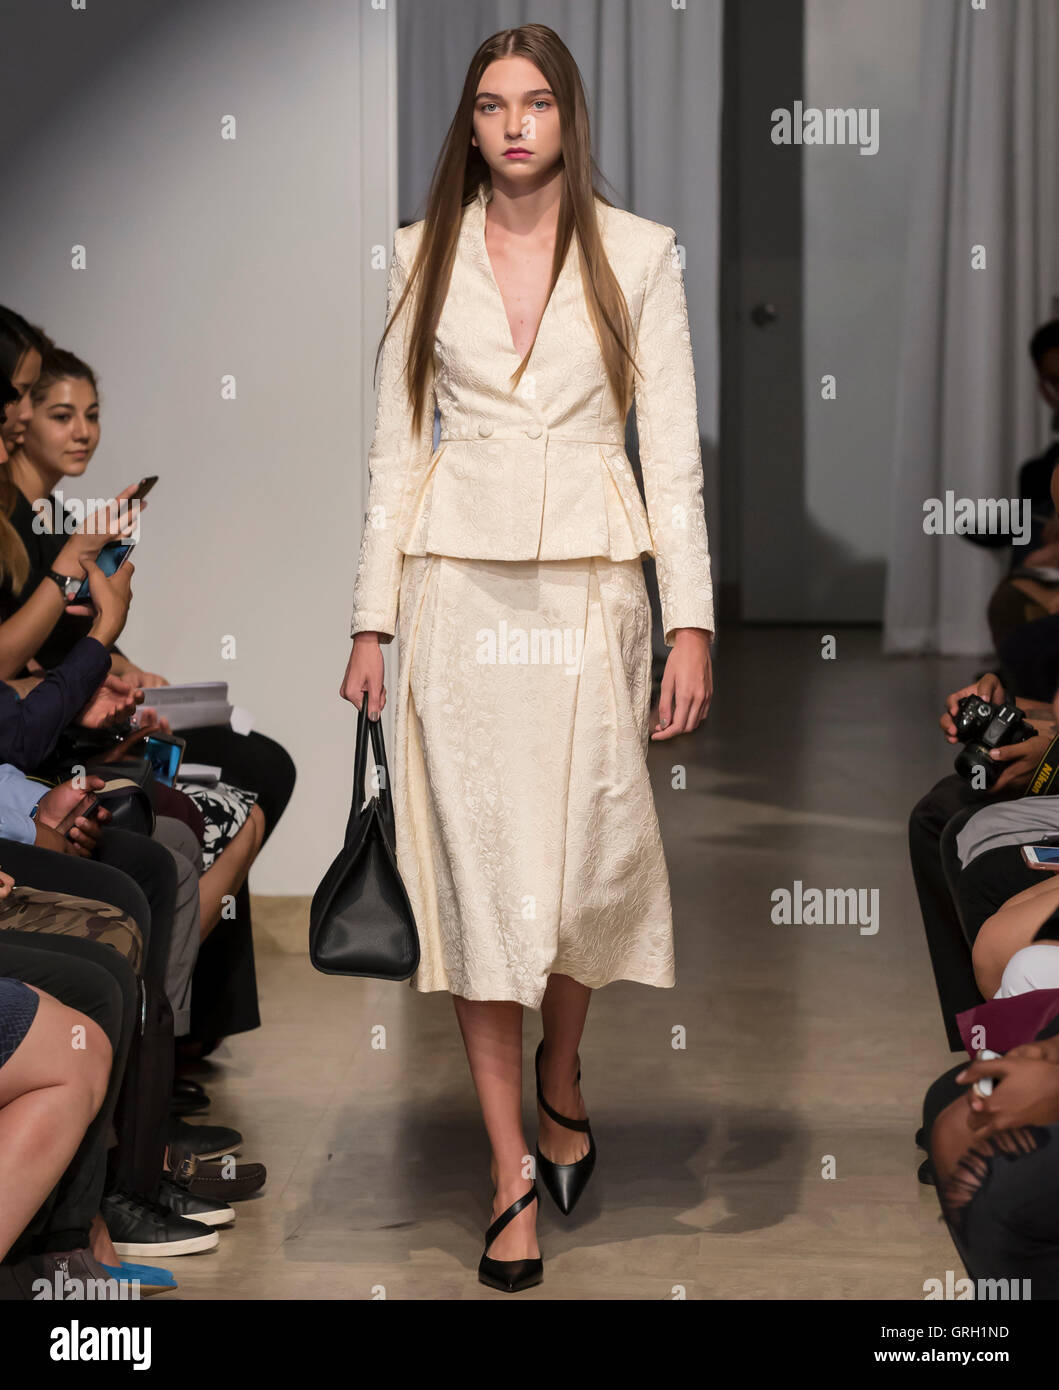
[99,1261,177,1295]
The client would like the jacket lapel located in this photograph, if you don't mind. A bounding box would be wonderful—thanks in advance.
[464,181,579,364]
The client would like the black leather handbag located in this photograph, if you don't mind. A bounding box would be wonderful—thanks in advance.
[309,706,419,979]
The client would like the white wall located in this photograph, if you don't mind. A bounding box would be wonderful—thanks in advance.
[0,0,396,892]
[803,0,924,618]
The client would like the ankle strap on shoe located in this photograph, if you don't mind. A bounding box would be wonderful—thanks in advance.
[485,1184,538,1247]
[535,1041,591,1132]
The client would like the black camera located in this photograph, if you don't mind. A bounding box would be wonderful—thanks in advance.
[952,694,1036,786]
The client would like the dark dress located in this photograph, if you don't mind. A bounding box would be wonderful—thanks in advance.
[0,976,40,1067]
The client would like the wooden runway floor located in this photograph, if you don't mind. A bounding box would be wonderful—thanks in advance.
[159,628,969,1300]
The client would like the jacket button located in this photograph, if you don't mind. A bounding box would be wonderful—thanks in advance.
[477,422,493,437]
[526,423,542,439]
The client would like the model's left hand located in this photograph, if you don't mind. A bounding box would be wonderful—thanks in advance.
[651,629,712,740]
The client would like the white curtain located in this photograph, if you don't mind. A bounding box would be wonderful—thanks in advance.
[883,0,1059,656]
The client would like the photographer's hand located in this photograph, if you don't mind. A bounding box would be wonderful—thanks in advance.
[941,675,1004,742]
[989,722,1057,792]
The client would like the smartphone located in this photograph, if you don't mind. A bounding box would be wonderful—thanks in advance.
[54,793,101,839]
[1021,845,1059,870]
[73,539,135,603]
[129,476,158,503]
[143,732,186,787]
[973,1049,1003,1098]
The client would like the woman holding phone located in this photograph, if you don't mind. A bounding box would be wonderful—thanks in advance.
[0,314,293,1053]
[341,25,714,1291]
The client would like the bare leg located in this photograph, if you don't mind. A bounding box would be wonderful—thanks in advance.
[198,803,265,942]
[451,996,539,1261]
[88,1211,120,1265]
[0,988,111,1260]
[537,973,591,1165]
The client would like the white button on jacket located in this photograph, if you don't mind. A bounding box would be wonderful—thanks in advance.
[351,181,715,646]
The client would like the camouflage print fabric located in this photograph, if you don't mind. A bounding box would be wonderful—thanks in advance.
[0,887,143,973]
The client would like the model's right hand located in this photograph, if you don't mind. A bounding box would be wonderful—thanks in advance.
[341,633,386,719]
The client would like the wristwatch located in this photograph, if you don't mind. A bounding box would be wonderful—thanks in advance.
[46,569,81,601]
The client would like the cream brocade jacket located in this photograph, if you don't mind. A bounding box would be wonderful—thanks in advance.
[350,182,715,646]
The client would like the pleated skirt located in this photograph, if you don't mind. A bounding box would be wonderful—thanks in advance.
[393,553,675,1009]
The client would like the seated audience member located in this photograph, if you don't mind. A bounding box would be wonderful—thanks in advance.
[0,877,149,1295]
[954,836,1059,1007]
[962,319,1059,664]
[910,672,1057,1048]
[924,1020,1059,1298]
[0,965,122,1296]
[2,316,296,1056]
[0,344,266,1257]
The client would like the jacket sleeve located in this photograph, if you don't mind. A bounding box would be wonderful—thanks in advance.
[633,227,715,645]
[350,235,435,642]
[0,636,112,772]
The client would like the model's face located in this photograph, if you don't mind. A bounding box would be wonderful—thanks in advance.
[1038,347,1059,414]
[1,348,42,452]
[472,56,561,184]
[24,377,100,480]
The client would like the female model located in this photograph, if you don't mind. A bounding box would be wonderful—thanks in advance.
[342,23,714,1293]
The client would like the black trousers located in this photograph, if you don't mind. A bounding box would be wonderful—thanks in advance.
[0,830,178,1196]
[0,933,137,1259]
[909,775,998,1050]
[178,727,296,1045]
[953,841,1044,946]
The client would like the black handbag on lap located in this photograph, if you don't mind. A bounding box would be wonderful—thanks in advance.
[309,706,419,980]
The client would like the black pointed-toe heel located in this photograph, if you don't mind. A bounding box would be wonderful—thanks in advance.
[477,1182,543,1293]
[534,1039,596,1215]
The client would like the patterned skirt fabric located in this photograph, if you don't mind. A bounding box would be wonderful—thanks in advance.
[393,553,675,1009]
[0,976,40,1068]
[174,780,259,871]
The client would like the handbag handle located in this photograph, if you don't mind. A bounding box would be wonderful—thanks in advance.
[347,704,396,845]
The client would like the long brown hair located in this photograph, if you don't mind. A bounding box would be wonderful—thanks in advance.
[0,346,99,594]
[0,309,54,595]
[384,23,640,434]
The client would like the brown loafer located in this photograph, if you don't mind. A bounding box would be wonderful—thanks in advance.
[171,1152,267,1202]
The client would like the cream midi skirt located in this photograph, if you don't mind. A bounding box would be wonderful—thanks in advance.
[393,553,675,1009]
